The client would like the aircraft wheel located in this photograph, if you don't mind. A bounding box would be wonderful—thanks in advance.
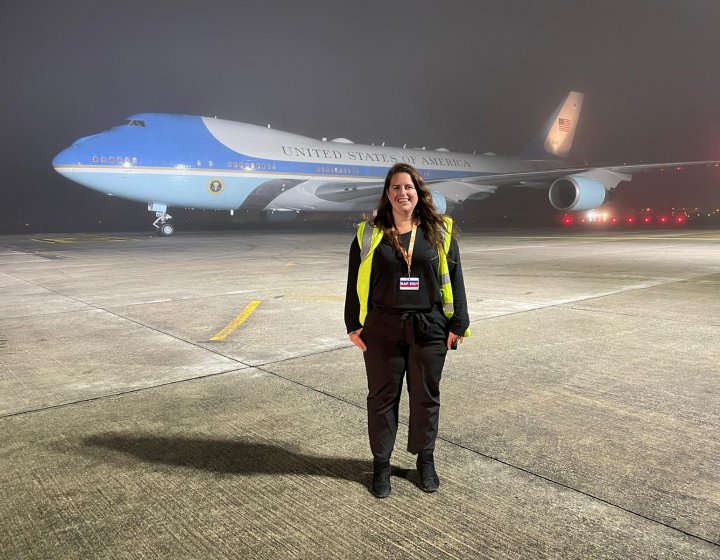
[159,223,175,236]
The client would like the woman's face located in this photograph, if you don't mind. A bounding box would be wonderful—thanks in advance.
[387,172,418,216]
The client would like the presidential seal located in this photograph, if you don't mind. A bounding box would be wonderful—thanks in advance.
[208,179,224,195]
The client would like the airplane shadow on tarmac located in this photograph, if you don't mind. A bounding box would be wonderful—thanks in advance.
[79,433,414,488]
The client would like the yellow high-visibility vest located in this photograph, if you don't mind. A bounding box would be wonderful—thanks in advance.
[355,216,471,337]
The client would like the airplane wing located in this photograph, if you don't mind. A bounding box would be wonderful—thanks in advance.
[313,160,719,208]
[439,160,719,210]
[443,160,720,188]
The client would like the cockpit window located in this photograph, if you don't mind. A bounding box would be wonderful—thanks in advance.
[123,119,146,127]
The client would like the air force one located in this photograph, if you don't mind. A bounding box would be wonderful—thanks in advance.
[53,92,718,235]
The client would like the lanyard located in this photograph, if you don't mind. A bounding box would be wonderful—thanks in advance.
[394,223,417,276]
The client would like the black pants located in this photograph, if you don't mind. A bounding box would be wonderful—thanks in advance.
[362,307,448,461]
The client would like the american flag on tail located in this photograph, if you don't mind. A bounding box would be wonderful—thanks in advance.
[558,118,572,132]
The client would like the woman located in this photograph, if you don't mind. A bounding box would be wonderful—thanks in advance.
[344,162,470,498]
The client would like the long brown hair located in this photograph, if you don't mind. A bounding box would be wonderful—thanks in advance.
[373,163,448,254]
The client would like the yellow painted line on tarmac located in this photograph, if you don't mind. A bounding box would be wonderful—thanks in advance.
[210,300,261,341]
[285,261,296,270]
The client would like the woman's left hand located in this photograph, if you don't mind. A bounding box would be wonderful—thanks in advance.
[447,332,463,350]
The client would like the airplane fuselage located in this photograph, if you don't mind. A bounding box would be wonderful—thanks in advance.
[52,113,548,213]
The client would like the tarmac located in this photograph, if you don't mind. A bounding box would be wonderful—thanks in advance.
[0,228,719,559]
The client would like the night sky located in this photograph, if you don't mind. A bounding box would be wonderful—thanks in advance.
[2,0,720,233]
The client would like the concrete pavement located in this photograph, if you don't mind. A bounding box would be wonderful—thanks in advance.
[1,229,719,559]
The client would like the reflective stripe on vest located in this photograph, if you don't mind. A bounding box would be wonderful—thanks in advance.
[437,219,454,318]
[355,220,384,326]
[356,217,470,337]
[360,219,374,262]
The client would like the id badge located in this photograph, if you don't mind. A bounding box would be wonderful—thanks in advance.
[399,277,420,291]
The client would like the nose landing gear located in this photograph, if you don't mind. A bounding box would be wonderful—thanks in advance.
[152,212,174,236]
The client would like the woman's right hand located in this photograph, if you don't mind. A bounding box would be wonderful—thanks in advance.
[348,328,367,351]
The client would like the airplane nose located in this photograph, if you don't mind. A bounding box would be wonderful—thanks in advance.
[53,133,101,170]
[52,146,75,172]
[52,147,69,167]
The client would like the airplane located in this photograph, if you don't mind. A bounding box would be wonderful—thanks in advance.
[52,92,719,236]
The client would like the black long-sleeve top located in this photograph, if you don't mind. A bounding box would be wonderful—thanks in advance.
[344,226,470,336]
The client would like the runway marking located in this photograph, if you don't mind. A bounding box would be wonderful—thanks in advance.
[33,235,133,244]
[210,300,261,341]
[286,295,344,301]
[108,290,260,308]
[285,261,296,270]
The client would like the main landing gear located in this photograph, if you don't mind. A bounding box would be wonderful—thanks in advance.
[152,212,174,236]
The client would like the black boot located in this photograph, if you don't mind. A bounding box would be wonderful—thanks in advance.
[416,451,439,493]
[371,460,391,498]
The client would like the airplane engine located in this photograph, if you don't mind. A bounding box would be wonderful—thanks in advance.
[548,175,607,211]
[431,191,447,214]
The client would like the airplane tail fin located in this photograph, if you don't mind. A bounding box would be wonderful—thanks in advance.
[520,91,584,160]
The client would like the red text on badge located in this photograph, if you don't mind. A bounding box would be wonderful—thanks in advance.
[399,277,420,291]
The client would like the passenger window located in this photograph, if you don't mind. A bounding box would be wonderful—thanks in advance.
[93,156,98,162]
